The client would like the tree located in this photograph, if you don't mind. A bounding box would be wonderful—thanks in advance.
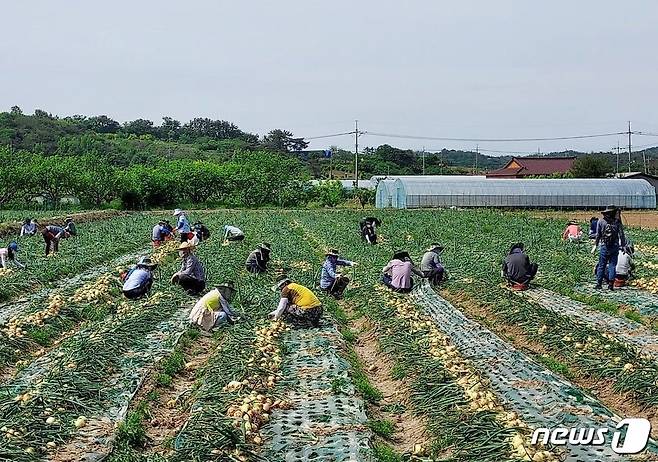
[262,129,308,153]
[27,155,79,205]
[571,155,613,178]
[10,106,22,115]
[158,116,182,140]
[0,148,29,206]
[86,115,120,134]
[122,119,155,137]
[73,156,123,206]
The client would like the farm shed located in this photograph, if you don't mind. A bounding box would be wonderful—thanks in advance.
[383,177,657,209]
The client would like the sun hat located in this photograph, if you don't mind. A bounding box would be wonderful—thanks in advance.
[568,220,579,225]
[173,208,183,216]
[259,242,272,252]
[217,281,237,301]
[393,250,410,261]
[178,241,196,251]
[602,205,617,214]
[137,256,157,268]
[325,249,339,257]
[272,275,291,292]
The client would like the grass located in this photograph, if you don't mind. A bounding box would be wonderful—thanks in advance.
[161,349,185,376]
[346,350,383,402]
[340,327,358,343]
[156,372,173,387]
[116,401,149,449]
[536,354,573,379]
[372,443,403,462]
[331,377,350,394]
[368,419,396,438]
[624,310,644,324]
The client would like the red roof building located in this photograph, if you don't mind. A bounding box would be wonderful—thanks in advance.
[486,157,576,178]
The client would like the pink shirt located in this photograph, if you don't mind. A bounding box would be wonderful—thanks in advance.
[563,224,581,239]
[382,259,414,289]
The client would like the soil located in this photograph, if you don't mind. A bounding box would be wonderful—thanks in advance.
[441,289,658,439]
[342,302,428,454]
[531,210,658,230]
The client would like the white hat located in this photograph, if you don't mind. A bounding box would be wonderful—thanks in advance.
[173,209,183,216]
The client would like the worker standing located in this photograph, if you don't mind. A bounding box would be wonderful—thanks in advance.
[171,242,206,295]
[269,276,323,328]
[319,249,356,299]
[122,257,157,299]
[245,243,272,273]
[593,205,626,291]
[0,242,25,269]
[173,209,192,242]
[420,244,446,285]
[189,282,239,333]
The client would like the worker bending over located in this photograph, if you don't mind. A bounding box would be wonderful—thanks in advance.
[171,242,206,295]
[245,243,272,273]
[189,282,239,333]
[382,250,424,293]
[270,276,322,328]
[0,242,25,269]
[562,221,583,242]
[502,243,538,290]
[320,249,355,299]
[421,244,446,285]
[42,223,74,256]
[223,225,245,243]
[151,221,171,247]
[122,257,157,300]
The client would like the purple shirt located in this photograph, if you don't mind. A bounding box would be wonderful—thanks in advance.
[382,259,419,290]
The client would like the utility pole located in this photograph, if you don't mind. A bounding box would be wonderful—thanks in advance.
[627,121,632,173]
[354,120,360,187]
[422,146,426,175]
[474,144,479,173]
[615,141,620,175]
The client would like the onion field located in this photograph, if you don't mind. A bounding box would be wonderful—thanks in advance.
[1,209,658,462]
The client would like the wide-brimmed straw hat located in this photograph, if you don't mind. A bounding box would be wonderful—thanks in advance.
[173,208,183,216]
[137,256,157,268]
[271,275,291,292]
[568,220,579,225]
[259,242,272,252]
[602,205,617,214]
[217,281,237,301]
[178,241,196,251]
[325,249,339,257]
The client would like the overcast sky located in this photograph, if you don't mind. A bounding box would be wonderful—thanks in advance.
[2,1,657,155]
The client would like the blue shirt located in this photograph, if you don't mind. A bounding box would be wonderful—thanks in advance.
[122,268,153,291]
[177,215,190,233]
[152,224,163,241]
[320,257,353,289]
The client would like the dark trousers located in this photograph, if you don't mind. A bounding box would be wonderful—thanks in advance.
[246,264,266,274]
[284,306,323,328]
[180,232,193,243]
[227,234,245,242]
[324,276,350,299]
[507,263,538,285]
[597,245,619,286]
[423,268,444,285]
[176,274,206,295]
[42,230,59,255]
[123,281,152,300]
[381,274,413,293]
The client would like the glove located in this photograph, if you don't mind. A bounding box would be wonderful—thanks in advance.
[591,245,597,254]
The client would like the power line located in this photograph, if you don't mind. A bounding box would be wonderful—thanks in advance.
[305,131,356,140]
[365,130,626,143]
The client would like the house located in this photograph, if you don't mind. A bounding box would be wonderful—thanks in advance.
[486,157,576,178]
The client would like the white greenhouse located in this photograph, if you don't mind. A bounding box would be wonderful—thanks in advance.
[377,176,656,209]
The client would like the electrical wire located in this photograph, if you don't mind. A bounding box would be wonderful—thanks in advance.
[365,131,626,143]
[305,131,355,140]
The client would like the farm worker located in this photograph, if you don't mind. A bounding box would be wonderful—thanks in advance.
[223,225,245,243]
[173,209,192,242]
[170,241,206,295]
[151,221,169,247]
[245,242,272,273]
[562,221,583,242]
[614,246,635,287]
[502,243,538,289]
[0,242,25,269]
[420,243,446,285]
[162,221,174,240]
[189,282,239,333]
[359,217,381,244]
[588,217,599,239]
[593,205,626,291]
[41,225,72,256]
[193,222,211,242]
[269,275,323,328]
[320,249,356,299]
[63,217,77,236]
[381,250,424,293]
[121,257,157,300]
[20,218,38,236]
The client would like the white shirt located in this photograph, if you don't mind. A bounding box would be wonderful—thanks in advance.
[0,248,24,269]
[224,225,243,237]
[616,252,633,276]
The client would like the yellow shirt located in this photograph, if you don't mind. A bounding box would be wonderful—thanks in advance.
[282,283,321,310]
[197,289,221,311]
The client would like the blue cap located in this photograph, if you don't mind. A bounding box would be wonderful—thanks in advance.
[8,242,18,252]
